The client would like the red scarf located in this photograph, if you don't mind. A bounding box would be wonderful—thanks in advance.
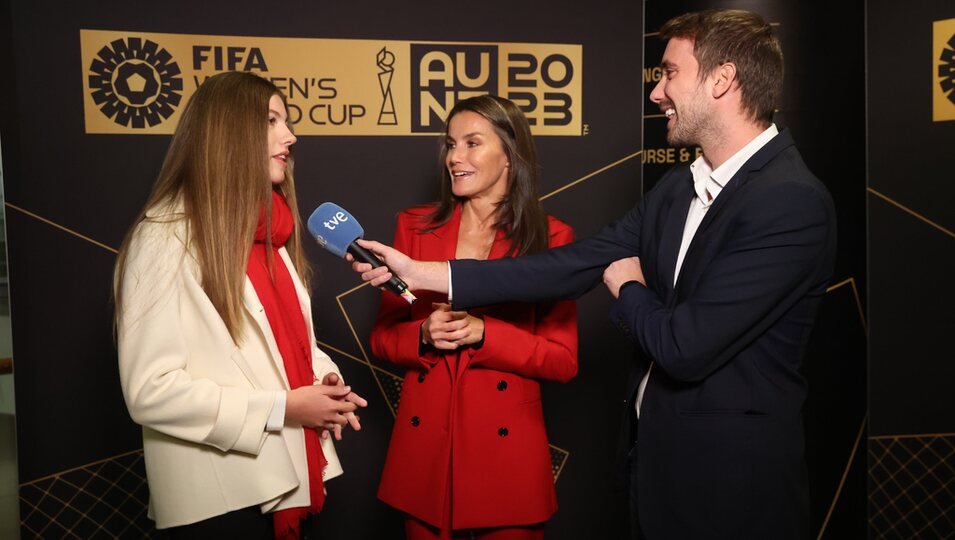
[246,190,326,539]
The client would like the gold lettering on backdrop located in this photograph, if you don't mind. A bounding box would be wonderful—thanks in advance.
[641,148,676,164]
[419,90,454,127]
[419,51,455,86]
[643,67,662,84]
[80,30,583,135]
[497,46,579,131]
[455,52,491,87]
[640,147,702,165]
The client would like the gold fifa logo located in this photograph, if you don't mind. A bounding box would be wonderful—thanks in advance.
[933,18,955,122]
[88,37,183,129]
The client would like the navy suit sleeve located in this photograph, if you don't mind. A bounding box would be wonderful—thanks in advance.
[450,199,646,309]
[609,180,835,382]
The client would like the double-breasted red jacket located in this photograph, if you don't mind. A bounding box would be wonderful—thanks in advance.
[371,204,578,530]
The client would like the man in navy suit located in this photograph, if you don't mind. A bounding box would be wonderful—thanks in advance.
[354,9,836,539]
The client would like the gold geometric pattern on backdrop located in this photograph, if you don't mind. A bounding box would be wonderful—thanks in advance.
[868,188,955,240]
[378,368,404,413]
[864,188,954,539]
[550,445,570,482]
[813,277,867,540]
[19,450,155,539]
[868,434,955,539]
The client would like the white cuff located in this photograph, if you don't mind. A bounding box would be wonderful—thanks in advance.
[266,391,286,431]
[447,262,453,303]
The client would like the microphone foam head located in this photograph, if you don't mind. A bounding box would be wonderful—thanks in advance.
[306,202,365,258]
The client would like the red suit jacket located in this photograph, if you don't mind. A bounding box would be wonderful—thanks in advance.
[371,204,578,530]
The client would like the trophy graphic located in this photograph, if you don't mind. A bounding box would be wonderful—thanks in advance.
[377,47,397,125]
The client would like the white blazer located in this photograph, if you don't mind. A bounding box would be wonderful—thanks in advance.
[117,204,343,529]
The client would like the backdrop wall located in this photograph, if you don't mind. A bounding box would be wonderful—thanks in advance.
[868,2,955,538]
[5,0,941,539]
[2,1,642,538]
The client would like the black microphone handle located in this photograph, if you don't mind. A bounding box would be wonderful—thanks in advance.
[347,241,411,296]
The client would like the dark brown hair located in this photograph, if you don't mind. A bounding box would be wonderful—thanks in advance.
[426,94,549,257]
[660,9,783,125]
[114,71,309,342]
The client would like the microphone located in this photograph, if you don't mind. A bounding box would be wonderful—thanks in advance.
[307,203,416,304]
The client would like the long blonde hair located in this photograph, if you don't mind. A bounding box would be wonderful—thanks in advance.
[114,71,311,342]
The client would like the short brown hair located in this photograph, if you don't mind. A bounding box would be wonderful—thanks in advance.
[660,9,783,125]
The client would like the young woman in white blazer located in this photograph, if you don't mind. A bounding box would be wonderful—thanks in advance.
[114,71,367,539]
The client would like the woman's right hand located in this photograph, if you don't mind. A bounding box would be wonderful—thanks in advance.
[285,384,360,431]
[421,302,475,350]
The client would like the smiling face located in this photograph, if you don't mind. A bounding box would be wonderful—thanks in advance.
[267,94,296,184]
[649,37,716,147]
[445,110,510,202]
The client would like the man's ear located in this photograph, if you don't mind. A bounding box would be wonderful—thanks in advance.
[712,62,737,99]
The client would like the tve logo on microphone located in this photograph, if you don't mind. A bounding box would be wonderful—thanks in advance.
[307,203,365,258]
[322,211,349,230]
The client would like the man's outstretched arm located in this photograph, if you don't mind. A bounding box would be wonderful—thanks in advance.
[351,199,647,308]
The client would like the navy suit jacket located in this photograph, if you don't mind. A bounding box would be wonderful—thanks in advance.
[450,129,837,539]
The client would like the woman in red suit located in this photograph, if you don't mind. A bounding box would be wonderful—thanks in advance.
[370,95,578,540]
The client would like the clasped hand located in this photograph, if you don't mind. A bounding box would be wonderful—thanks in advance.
[286,372,368,441]
[421,302,484,350]
[603,257,646,298]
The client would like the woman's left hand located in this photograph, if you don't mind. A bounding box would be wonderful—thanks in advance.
[452,314,485,349]
[319,372,367,441]
[424,303,484,350]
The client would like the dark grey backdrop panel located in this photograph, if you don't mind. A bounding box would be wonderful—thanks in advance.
[868,1,955,538]
[643,1,867,538]
[868,0,954,436]
[2,0,643,538]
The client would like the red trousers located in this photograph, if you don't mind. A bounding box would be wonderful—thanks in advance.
[405,515,545,540]
[404,464,546,540]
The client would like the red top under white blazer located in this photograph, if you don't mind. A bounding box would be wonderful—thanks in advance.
[371,204,578,530]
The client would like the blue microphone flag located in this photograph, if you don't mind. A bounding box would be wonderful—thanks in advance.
[306,202,417,304]
[307,202,364,258]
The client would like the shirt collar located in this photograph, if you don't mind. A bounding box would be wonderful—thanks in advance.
[688,123,779,205]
